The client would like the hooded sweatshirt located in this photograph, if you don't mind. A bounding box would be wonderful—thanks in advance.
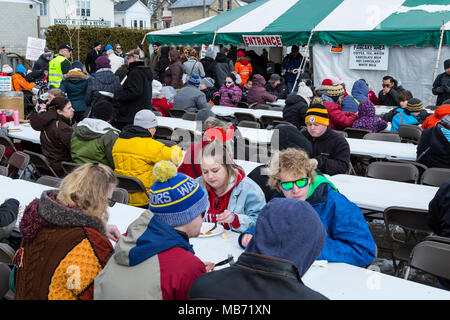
[234,56,252,86]
[71,118,120,168]
[94,210,206,300]
[188,198,328,300]
[283,93,309,130]
[352,100,387,133]
[422,104,450,129]
[165,50,183,89]
[417,124,450,169]
[240,176,377,267]
[247,74,277,105]
[60,70,89,112]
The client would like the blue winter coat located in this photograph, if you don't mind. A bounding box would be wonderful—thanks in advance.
[240,175,376,267]
[60,71,89,112]
[391,108,420,132]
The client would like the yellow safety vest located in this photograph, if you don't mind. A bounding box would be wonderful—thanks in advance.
[48,55,69,88]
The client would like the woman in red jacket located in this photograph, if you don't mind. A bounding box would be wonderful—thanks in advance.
[322,85,358,130]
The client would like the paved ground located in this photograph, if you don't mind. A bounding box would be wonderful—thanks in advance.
[367,219,439,288]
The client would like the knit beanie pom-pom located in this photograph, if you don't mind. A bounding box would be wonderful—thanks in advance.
[153,161,177,183]
[311,97,323,105]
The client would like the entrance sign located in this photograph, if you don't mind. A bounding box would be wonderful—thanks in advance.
[242,35,282,47]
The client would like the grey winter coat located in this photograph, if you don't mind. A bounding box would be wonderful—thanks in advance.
[172,85,211,113]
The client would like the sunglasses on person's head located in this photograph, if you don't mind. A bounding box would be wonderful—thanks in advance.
[280,178,309,191]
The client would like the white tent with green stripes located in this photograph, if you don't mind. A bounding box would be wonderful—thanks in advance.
[146,0,450,104]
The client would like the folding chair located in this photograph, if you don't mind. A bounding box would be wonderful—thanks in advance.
[153,110,162,117]
[234,112,258,124]
[237,101,248,109]
[366,161,419,184]
[420,168,450,187]
[6,151,30,179]
[388,160,428,182]
[237,120,261,129]
[23,150,58,178]
[115,174,149,204]
[154,126,173,140]
[273,120,294,127]
[0,243,15,264]
[270,106,284,112]
[333,130,348,138]
[363,132,401,143]
[0,136,17,152]
[253,104,270,110]
[182,112,197,121]
[259,115,282,129]
[0,262,11,299]
[61,161,82,175]
[398,124,422,144]
[344,128,372,139]
[169,108,187,118]
[383,206,433,276]
[36,175,62,188]
[111,187,130,205]
[404,235,450,281]
[0,145,5,163]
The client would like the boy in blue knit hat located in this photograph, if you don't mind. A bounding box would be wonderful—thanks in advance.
[95,160,213,300]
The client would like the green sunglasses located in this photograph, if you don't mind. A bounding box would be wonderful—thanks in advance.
[280,178,309,191]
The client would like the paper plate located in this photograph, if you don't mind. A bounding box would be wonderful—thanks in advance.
[199,222,224,238]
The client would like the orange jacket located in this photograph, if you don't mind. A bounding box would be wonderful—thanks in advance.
[11,73,35,92]
[234,61,252,85]
[422,105,450,129]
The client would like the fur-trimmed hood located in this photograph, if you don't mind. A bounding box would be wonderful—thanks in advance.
[62,70,89,81]
[20,190,106,242]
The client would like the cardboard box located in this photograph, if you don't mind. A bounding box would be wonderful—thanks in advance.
[0,91,24,120]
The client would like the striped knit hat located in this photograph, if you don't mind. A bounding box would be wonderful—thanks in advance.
[406,98,423,112]
[149,161,209,227]
[326,84,345,97]
[305,98,329,126]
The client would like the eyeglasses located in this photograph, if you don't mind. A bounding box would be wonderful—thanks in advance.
[280,178,309,191]
[116,47,122,50]
[382,84,391,88]
[225,81,233,84]
[201,211,206,219]
[108,198,116,207]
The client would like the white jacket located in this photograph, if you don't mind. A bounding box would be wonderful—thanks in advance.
[107,50,125,73]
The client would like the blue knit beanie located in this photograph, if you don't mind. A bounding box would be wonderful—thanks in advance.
[105,44,113,51]
[149,161,209,227]
[16,64,26,73]
[188,74,201,87]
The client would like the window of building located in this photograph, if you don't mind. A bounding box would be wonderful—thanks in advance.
[140,20,143,29]
[218,0,223,11]
[133,20,137,28]
[154,22,157,29]
[76,0,91,17]
[40,0,48,16]
[164,21,171,28]
[227,0,231,10]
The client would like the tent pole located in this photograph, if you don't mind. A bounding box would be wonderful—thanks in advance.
[430,23,445,106]
[291,30,315,93]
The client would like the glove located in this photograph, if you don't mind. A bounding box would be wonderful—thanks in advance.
[443,86,450,93]
[227,92,233,99]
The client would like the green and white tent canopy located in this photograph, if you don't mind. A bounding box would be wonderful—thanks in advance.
[146,0,450,48]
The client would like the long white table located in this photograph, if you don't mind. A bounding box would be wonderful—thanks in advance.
[211,105,282,120]
[347,138,417,161]
[266,99,285,108]
[7,124,40,144]
[326,174,438,212]
[1,176,449,299]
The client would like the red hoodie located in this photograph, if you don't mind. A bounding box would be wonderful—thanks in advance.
[204,169,245,230]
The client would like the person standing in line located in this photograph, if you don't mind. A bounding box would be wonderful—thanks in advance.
[85,41,102,75]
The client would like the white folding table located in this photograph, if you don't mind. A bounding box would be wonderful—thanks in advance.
[346,138,417,161]
[211,105,282,119]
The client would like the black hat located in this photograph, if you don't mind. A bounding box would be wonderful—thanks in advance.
[93,41,101,48]
[92,101,114,122]
[58,44,73,51]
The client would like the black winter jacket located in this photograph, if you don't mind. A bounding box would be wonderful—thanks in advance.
[302,127,350,175]
[265,79,289,99]
[85,69,122,107]
[283,93,309,130]
[188,252,327,300]
[85,48,102,74]
[115,61,153,124]
[416,124,450,169]
[432,72,450,106]
[200,56,217,84]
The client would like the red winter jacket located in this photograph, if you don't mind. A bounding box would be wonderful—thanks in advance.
[324,101,358,130]
[152,97,173,117]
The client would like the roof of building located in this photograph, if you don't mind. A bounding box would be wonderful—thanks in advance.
[170,0,215,9]
[115,0,141,12]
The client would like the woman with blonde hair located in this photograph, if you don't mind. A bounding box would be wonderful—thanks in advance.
[239,148,376,267]
[196,141,265,233]
[14,163,120,300]
[183,47,205,80]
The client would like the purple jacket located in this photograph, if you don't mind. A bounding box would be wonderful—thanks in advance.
[247,74,277,105]
[213,84,242,107]
[352,100,387,133]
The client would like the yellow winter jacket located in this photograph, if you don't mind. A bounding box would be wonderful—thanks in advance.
[112,133,183,207]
